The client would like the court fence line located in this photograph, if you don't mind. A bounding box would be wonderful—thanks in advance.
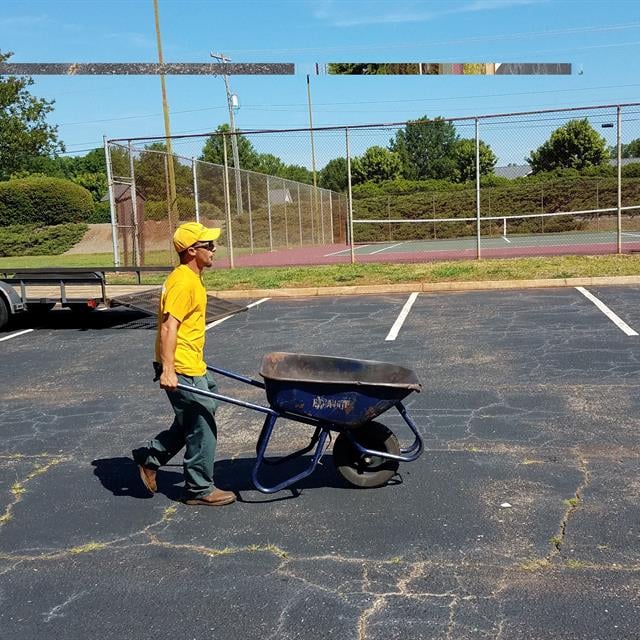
[105,101,640,267]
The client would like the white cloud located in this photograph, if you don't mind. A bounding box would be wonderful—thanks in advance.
[104,31,156,50]
[0,14,49,28]
[315,0,546,28]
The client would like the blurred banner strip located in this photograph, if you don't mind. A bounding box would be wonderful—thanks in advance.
[324,63,572,75]
[0,62,571,76]
[0,63,295,75]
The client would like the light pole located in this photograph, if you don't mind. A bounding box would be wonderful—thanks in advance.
[211,52,243,216]
[152,0,178,264]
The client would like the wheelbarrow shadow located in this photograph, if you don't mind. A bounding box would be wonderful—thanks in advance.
[92,455,402,504]
[214,455,403,504]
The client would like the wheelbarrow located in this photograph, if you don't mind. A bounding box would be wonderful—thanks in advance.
[175,352,424,493]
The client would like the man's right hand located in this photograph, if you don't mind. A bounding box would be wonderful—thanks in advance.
[159,368,178,391]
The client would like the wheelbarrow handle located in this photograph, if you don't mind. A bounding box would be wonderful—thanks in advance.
[206,364,265,389]
[175,382,277,416]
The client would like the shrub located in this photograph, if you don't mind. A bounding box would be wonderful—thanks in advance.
[0,223,88,256]
[0,177,94,226]
[622,163,640,178]
[86,200,112,223]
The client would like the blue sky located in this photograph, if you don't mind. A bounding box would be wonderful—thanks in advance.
[2,0,640,168]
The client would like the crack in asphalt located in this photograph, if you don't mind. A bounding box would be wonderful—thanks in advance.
[0,455,69,527]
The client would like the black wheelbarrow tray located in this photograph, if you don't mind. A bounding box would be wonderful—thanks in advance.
[175,352,424,493]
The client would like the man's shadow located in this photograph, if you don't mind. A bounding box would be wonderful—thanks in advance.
[91,454,398,503]
[91,457,184,501]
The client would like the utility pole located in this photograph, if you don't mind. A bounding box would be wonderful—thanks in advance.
[152,0,178,264]
[211,52,243,216]
[307,74,318,241]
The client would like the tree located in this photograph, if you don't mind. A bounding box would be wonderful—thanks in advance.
[451,138,497,182]
[134,142,192,201]
[390,116,459,180]
[352,146,402,184]
[319,157,348,192]
[280,164,312,184]
[0,51,64,180]
[199,124,260,170]
[528,119,608,173]
[621,138,640,159]
[254,153,286,177]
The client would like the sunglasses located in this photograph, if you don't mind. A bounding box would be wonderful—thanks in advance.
[191,241,216,251]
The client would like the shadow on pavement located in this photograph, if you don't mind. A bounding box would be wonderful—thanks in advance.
[92,454,402,504]
[7,308,155,332]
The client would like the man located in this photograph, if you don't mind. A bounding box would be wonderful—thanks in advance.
[132,222,236,506]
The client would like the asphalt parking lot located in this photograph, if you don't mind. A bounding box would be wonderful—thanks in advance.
[1,285,640,639]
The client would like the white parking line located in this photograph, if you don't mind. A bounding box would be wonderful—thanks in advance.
[0,329,34,342]
[205,298,270,331]
[502,236,511,243]
[622,232,640,238]
[385,292,419,341]
[575,287,638,336]
[369,242,404,255]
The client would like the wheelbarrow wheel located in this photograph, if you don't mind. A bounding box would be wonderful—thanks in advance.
[333,421,400,488]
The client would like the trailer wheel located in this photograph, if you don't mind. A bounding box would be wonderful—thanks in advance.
[28,302,55,314]
[66,303,94,314]
[333,421,400,488]
[0,295,8,331]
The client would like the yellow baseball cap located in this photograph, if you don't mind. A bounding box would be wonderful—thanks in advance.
[173,222,221,253]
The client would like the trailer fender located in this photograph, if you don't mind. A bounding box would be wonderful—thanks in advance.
[0,281,25,329]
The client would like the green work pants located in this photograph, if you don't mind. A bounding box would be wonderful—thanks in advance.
[144,371,219,498]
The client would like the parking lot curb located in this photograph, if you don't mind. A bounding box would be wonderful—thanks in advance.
[209,275,640,299]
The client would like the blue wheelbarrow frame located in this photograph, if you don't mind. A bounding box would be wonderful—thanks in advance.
[175,352,424,494]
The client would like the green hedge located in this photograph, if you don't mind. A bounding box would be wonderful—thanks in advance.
[0,223,88,257]
[85,200,112,223]
[0,177,94,227]
[353,174,640,241]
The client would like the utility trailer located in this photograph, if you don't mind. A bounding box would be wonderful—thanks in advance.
[0,267,246,331]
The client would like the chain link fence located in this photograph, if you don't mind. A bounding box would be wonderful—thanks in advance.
[105,102,640,267]
[105,131,348,267]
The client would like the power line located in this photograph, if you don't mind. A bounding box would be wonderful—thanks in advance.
[222,22,640,54]
[54,82,640,128]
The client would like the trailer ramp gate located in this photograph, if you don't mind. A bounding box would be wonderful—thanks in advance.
[110,289,247,325]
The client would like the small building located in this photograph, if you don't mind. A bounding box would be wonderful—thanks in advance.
[493,164,533,180]
[268,188,293,205]
[101,184,147,265]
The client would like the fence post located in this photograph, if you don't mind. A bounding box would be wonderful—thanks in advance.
[247,173,254,254]
[127,141,141,266]
[319,189,325,245]
[475,118,481,259]
[298,183,303,245]
[192,157,200,223]
[617,105,622,254]
[282,178,289,247]
[222,135,235,268]
[329,191,334,243]
[346,127,355,264]
[104,137,120,267]
[432,193,436,239]
[266,176,273,252]
[163,155,176,265]
[309,184,315,243]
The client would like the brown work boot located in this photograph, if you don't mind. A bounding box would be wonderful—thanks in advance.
[183,488,236,506]
[137,464,157,494]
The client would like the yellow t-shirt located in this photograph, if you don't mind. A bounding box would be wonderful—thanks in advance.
[155,265,208,376]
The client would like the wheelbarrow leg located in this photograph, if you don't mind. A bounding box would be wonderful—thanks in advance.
[396,402,424,458]
[252,413,330,494]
